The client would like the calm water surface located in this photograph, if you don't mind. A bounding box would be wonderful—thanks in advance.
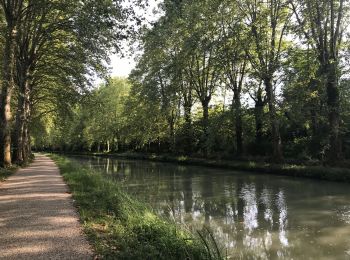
[72,156,350,259]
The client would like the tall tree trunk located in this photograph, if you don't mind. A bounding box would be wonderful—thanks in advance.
[0,21,17,167]
[14,91,25,164]
[184,104,192,127]
[113,133,119,152]
[264,78,283,161]
[182,86,193,155]
[14,66,32,164]
[326,62,341,161]
[106,140,110,152]
[233,90,243,156]
[201,97,210,156]
[22,122,30,162]
[183,102,192,155]
[23,82,32,162]
[255,89,264,151]
[309,77,320,138]
[167,113,175,153]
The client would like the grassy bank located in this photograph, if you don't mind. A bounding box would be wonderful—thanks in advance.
[50,154,221,259]
[55,151,350,183]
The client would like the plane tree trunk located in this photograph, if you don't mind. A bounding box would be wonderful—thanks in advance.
[0,19,17,167]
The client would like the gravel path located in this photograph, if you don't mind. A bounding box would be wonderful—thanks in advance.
[0,154,93,259]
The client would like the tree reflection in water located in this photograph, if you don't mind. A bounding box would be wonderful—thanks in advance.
[71,156,350,259]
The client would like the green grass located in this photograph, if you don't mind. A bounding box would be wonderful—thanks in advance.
[50,154,221,260]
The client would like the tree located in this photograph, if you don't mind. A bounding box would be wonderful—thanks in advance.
[218,1,248,156]
[240,0,291,161]
[124,72,169,151]
[246,79,267,153]
[134,23,181,152]
[84,78,131,152]
[281,47,327,157]
[181,0,223,155]
[1,0,132,165]
[292,0,349,161]
[0,0,24,166]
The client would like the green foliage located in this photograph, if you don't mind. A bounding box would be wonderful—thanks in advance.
[28,0,350,164]
[33,78,132,152]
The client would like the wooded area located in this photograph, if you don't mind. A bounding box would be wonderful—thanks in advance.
[1,0,350,167]
[0,0,142,167]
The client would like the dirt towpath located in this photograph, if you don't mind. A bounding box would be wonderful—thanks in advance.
[0,154,93,259]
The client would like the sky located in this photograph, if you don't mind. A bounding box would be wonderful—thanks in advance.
[109,54,137,78]
[109,0,162,78]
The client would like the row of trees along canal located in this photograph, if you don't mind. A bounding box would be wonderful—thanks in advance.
[4,0,350,165]
[0,0,145,167]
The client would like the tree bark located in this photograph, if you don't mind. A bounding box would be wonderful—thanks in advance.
[22,120,31,162]
[183,102,192,155]
[201,97,210,156]
[264,78,283,161]
[326,62,341,161]
[14,65,32,164]
[113,134,119,152]
[167,113,176,153]
[14,91,25,164]
[23,69,32,162]
[106,140,110,153]
[233,89,243,156]
[254,88,265,150]
[181,79,194,155]
[0,21,17,167]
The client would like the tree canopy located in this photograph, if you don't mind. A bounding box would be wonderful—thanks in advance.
[1,0,350,165]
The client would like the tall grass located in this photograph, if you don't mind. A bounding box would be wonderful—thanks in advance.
[197,227,223,260]
[51,155,223,259]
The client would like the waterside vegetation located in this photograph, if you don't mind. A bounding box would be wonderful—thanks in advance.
[51,154,223,260]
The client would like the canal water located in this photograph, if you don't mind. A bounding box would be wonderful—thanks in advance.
[71,156,350,259]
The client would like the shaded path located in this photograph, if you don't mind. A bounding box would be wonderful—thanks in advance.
[0,154,93,259]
